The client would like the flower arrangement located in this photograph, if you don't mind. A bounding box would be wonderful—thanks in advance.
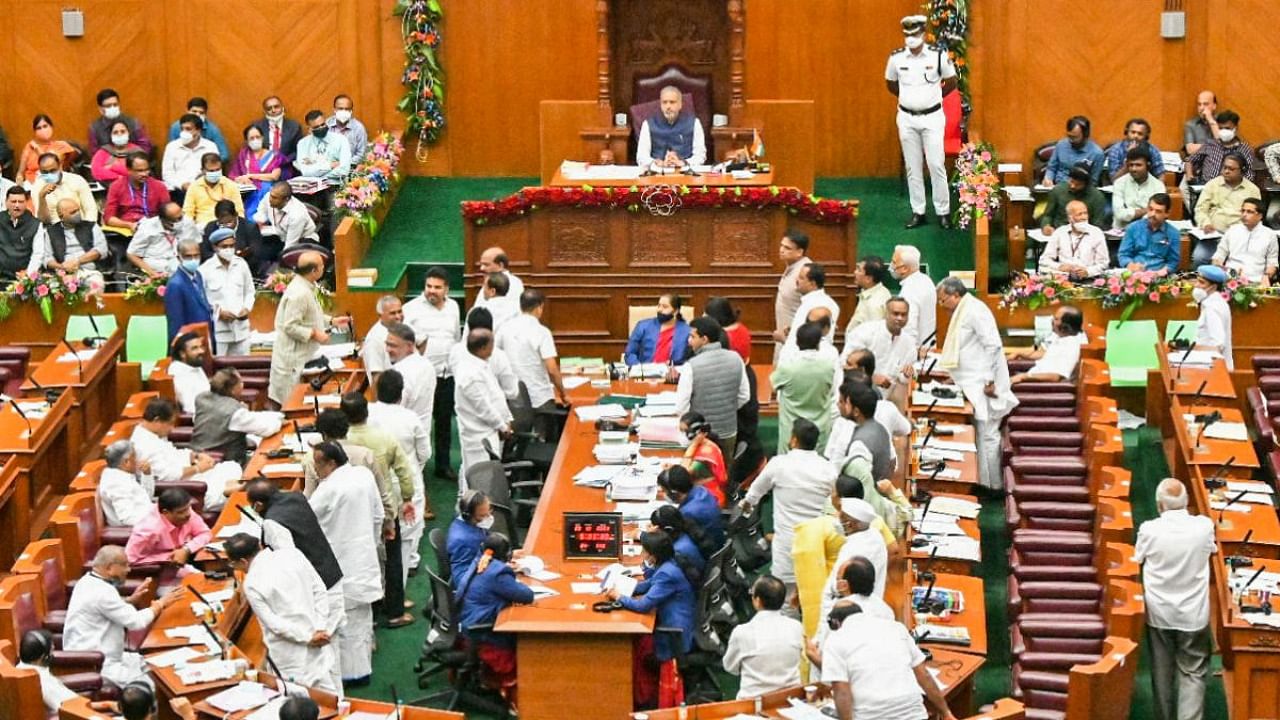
[951,142,1001,229]
[8,269,98,324]
[334,132,405,236]
[394,0,445,157]
[258,269,334,311]
[123,272,169,302]
[999,270,1280,321]
[924,0,971,115]
[461,185,858,226]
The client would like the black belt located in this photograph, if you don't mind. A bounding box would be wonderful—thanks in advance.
[899,104,942,116]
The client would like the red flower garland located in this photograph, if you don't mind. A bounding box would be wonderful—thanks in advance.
[461,185,858,226]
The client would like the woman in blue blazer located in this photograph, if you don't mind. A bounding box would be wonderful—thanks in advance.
[608,529,697,710]
[455,532,534,712]
[624,294,691,366]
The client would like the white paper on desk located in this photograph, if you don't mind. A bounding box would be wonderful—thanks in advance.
[918,536,981,562]
[913,439,977,453]
[1242,613,1280,629]
[207,682,279,713]
[1231,568,1280,593]
[594,442,640,464]
[571,582,605,595]
[1170,350,1221,367]
[1227,481,1275,495]
[318,343,355,359]
[912,517,966,536]
[613,499,670,521]
[912,391,964,408]
[916,466,962,481]
[725,714,769,720]
[146,646,203,668]
[636,403,679,417]
[513,556,561,581]
[56,349,98,363]
[215,519,261,539]
[921,495,981,519]
[1002,186,1032,202]
[919,448,965,463]
[529,585,559,599]
[308,393,343,406]
[575,404,629,422]
[1189,228,1223,241]
[165,624,220,648]
[243,696,290,719]
[778,698,832,720]
[927,666,950,691]
[563,376,591,390]
[261,462,304,477]
[202,587,235,603]
[279,432,323,453]
[574,465,623,487]
[176,659,238,685]
[1168,219,1195,232]
[1203,422,1249,442]
[1211,500,1252,513]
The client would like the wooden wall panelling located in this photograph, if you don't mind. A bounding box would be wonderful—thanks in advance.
[539,101,602,184]
[740,99,815,192]
[608,0,731,116]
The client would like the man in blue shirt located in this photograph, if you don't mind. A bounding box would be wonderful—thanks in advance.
[167,97,229,161]
[1042,115,1105,186]
[294,110,352,181]
[1118,193,1181,275]
[1105,118,1166,182]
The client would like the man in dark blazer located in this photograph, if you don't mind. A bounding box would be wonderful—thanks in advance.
[164,237,214,344]
[250,95,303,168]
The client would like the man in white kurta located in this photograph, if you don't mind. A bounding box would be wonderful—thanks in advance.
[452,329,513,489]
[936,279,1019,491]
[1212,200,1278,283]
[385,322,437,434]
[229,533,345,694]
[1009,305,1084,384]
[817,499,888,633]
[360,295,402,379]
[169,332,210,415]
[841,297,919,404]
[63,546,181,686]
[402,268,462,480]
[268,252,346,405]
[308,444,383,683]
[740,430,837,586]
[369,370,431,575]
[496,290,567,412]
[786,264,841,347]
[199,227,256,356]
[97,440,155,527]
[131,397,241,510]
[1193,264,1234,370]
[892,245,937,346]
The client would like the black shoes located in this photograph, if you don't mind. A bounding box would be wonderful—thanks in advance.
[905,213,928,229]
[938,214,954,230]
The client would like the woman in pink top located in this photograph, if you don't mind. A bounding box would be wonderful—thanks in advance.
[90,120,143,182]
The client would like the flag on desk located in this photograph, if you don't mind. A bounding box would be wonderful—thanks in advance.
[751,128,765,159]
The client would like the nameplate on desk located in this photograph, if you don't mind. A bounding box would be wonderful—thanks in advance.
[564,512,623,560]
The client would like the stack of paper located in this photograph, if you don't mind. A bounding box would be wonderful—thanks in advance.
[513,556,561,581]
[1162,151,1184,173]
[912,438,977,453]
[164,624,220,651]
[912,391,964,408]
[635,417,686,449]
[215,518,261,539]
[279,432,322,453]
[778,698,833,720]
[628,363,669,380]
[594,442,640,464]
[562,357,607,375]
[317,343,355,359]
[911,516,965,536]
[1203,422,1249,442]
[563,376,591,390]
[146,646,205,668]
[243,697,290,720]
[574,465,624,487]
[207,683,279,713]
[176,659,238,685]
[918,448,965,464]
[917,535,981,562]
[261,462,304,477]
[923,496,981,519]
[574,404,629,422]
[1003,185,1033,202]
[597,563,640,597]
[56,349,98,363]
[614,499,671,521]
[609,469,659,502]
[598,430,631,444]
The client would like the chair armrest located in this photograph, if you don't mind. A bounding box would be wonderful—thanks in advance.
[51,650,104,670]
[534,406,570,418]
[464,623,496,633]
[510,481,544,490]
[502,461,536,473]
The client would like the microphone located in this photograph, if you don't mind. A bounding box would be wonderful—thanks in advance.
[921,358,938,380]
[1175,340,1196,385]
[294,423,306,451]
[72,347,85,380]
[265,651,287,691]
[1187,379,1209,408]
[309,368,334,392]
[26,376,59,404]
[198,617,226,660]
[919,331,937,352]
[1217,489,1248,527]
[345,313,358,358]
[915,493,935,534]
[312,394,322,416]
[1204,456,1236,490]
[83,314,108,348]
[914,574,938,613]
[391,684,403,720]
[8,398,32,440]
[1227,529,1256,568]
[918,421,937,451]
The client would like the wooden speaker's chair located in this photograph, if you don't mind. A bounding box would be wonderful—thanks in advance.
[631,63,712,133]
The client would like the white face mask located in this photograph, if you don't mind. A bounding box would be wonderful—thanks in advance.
[102,106,121,119]
[476,515,495,530]
[905,35,924,50]
[248,137,264,151]
[1192,287,1208,303]
[179,130,194,144]
[216,247,237,262]
[334,110,352,124]
[1218,128,1236,142]
[1070,221,1089,233]
[111,133,129,147]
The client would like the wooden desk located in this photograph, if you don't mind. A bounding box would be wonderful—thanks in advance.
[1156,343,1236,399]
[242,420,312,483]
[121,390,160,418]
[1195,466,1280,560]
[902,565,988,657]
[1166,400,1259,473]
[910,425,979,496]
[22,333,124,467]
[0,390,74,564]
[550,168,776,187]
[908,382,975,419]
[140,573,247,651]
[1211,556,1280,720]
[280,366,362,417]
[907,492,982,576]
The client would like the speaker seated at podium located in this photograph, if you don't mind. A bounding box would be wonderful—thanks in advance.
[634,86,706,171]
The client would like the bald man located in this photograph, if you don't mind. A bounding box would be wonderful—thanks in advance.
[28,197,108,289]
[1038,199,1110,278]
[1184,90,1219,155]
[268,251,348,406]
[635,85,707,170]
[475,246,523,302]
[127,200,200,276]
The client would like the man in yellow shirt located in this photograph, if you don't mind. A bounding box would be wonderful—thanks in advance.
[1193,151,1259,266]
[182,152,244,226]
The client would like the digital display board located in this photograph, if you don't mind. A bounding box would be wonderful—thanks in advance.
[563,512,623,560]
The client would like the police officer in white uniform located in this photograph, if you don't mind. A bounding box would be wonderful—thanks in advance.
[886,15,957,230]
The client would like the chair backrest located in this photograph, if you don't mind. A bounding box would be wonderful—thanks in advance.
[464,461,518,541]
[428,527,451,584]
[508,382,537,435]
[0,575,47,649]
[631,62,712,134]
[627,305,696,334]
[424,568,459,645]
[125,314,172,381]
[11,539,68,612]
[63,314,117,343]
[279,243,334,272]
[48,492,101,576]
[942,91,965,155]
[176,321,216,375]
[1065,636,1139,720]
[0,639,45,720]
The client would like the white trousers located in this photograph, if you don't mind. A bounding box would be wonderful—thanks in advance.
[338,600,374,680]
[401,471,427,575]
[974,417,1003,491]
[898,108,950,216]
[102,652,152,688]
[459,431,499,493]
[215,338,251,356]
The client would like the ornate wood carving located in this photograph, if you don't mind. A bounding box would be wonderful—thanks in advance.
[597,0,612,114]
[711,213,771,266]
[549,214,610,267]
[629,216,691,266]
[602,0,744,117]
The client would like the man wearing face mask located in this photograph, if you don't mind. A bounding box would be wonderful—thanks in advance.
[1039,199,1110,278]
[63,545,181,686]
[1119,193,1181,276]
[1185,109,1254,186]
[0,186,39,281]
[625,292,691,366]
[1041,115,1105,187]
[295,110,352,181]
[326,94,368,160]
[31,152,97,223]
[28,197,107,290]
[87,88,153,155]
[1039,164,1107,235]
[1194,153,1259,241]
[886,15,956,230]
[164,240,214,345]
[182,153,244,225]
[1193,264,1233,370]
[166,97,229,161]
[199,228,255,355]
[161,115,219,196]
[204,200,266,276]
[128,201,200,276]
[251,95,304,165]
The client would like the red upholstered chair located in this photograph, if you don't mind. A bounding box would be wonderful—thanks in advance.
[278,243,333,274]
[942,90,966,157]
[0,639,48,720]
[10,540,72,633]
[630,64,712,134]
[0,575,104,678]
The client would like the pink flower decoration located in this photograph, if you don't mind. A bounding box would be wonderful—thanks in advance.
[157,286,166,297]
[1148,291,1160,301]
[35,285,48,297]
[1044,287,1057,298]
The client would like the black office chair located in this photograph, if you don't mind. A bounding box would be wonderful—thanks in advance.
[725,503,770,573]
[503,381,565,474]
[465,460,540,546]
[427,527,451,585]
[708,541,752,622]
[656,565,726,705]
[410,569,509,716]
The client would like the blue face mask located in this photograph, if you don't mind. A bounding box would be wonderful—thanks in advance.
[181,259,200,273]
[204,171,223,184]
[39,171,60,185]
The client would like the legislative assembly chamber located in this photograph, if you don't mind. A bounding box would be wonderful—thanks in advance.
[1,1,1278,719]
